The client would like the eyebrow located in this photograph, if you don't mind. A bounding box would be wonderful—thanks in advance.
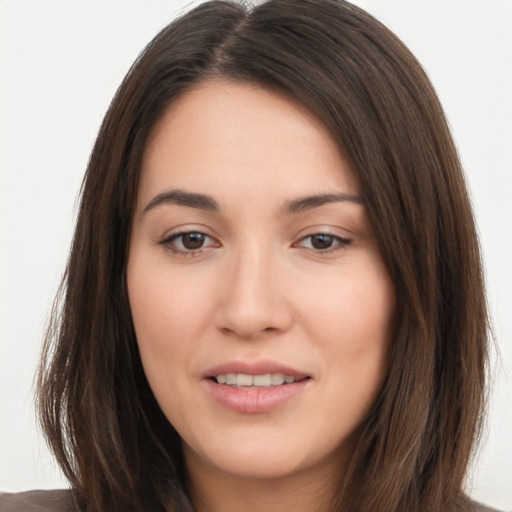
[281,193,363,214]
[142,189,363,216]
[142,189,220,214]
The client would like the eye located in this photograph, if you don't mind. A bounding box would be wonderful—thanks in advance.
[160,231,219,255]
[296,233,351,252]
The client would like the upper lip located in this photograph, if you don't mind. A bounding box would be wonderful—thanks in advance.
[203,360,310,380]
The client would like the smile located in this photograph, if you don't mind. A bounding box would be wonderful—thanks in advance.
[203,362,312,414]
[214,373,304,388]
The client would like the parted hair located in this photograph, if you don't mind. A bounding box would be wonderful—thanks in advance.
[37,1,490,511]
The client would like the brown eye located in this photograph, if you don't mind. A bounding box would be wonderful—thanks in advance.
[295,233,352,252]
[161,231,219,255]
[310,234,335,250]
[182,232,206,250]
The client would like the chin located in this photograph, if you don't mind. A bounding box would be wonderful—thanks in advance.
[182,427,347,482]
[189,447,310,480]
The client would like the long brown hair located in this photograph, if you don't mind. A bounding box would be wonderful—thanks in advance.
[37,1,490,511]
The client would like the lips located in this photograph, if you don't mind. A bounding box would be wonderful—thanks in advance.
[202,360,312,414]
[203,360,309,380]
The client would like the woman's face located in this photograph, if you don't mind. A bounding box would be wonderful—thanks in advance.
[127,81,395,484]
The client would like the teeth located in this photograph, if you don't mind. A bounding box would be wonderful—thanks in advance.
[237,374,253,387]
[214,373,300,388]
[252,374,271,387]
[271,373,285,385]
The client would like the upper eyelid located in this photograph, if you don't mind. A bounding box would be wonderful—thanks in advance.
[294,233,352,247]
[159,226,216,242]
[293,226,353,242]
[163,231,218,245]
[301,233,351,242]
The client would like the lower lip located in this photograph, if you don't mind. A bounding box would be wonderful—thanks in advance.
[203,379,310,414]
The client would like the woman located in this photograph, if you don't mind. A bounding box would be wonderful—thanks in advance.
[0,0,497,511]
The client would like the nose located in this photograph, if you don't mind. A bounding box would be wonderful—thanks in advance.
[216,243,292,339]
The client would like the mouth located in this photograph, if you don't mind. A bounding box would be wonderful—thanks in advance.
[203,361,312,413]
[210,373,310,388]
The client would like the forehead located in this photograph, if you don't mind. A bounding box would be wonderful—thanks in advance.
[138,80,359,210]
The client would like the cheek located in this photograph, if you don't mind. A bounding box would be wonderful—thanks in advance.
[299,258,395,397]
[302,262,394,344]
[129,261,211,343]
[127,261,220,432]
[126,256,218,393]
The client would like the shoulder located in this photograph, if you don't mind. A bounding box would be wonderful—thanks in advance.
[0,489,78,512]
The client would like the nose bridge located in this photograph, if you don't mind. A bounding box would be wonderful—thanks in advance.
[218,238,288,337]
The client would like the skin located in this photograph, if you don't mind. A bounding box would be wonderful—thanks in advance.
[127,80,396,512]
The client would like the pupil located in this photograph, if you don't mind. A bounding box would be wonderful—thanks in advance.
[183,233,204,249]
[311,234,333,250]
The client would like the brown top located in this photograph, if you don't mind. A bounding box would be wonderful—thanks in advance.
[0,490,77,512]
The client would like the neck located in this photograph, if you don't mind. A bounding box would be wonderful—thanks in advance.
[184,448,347,512]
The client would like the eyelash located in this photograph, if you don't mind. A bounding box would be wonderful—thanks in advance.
[159,231,352,256]
[293,233,352,253]
[159,231,219,256]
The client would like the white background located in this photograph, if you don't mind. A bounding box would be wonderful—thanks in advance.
[1,0,511,509]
